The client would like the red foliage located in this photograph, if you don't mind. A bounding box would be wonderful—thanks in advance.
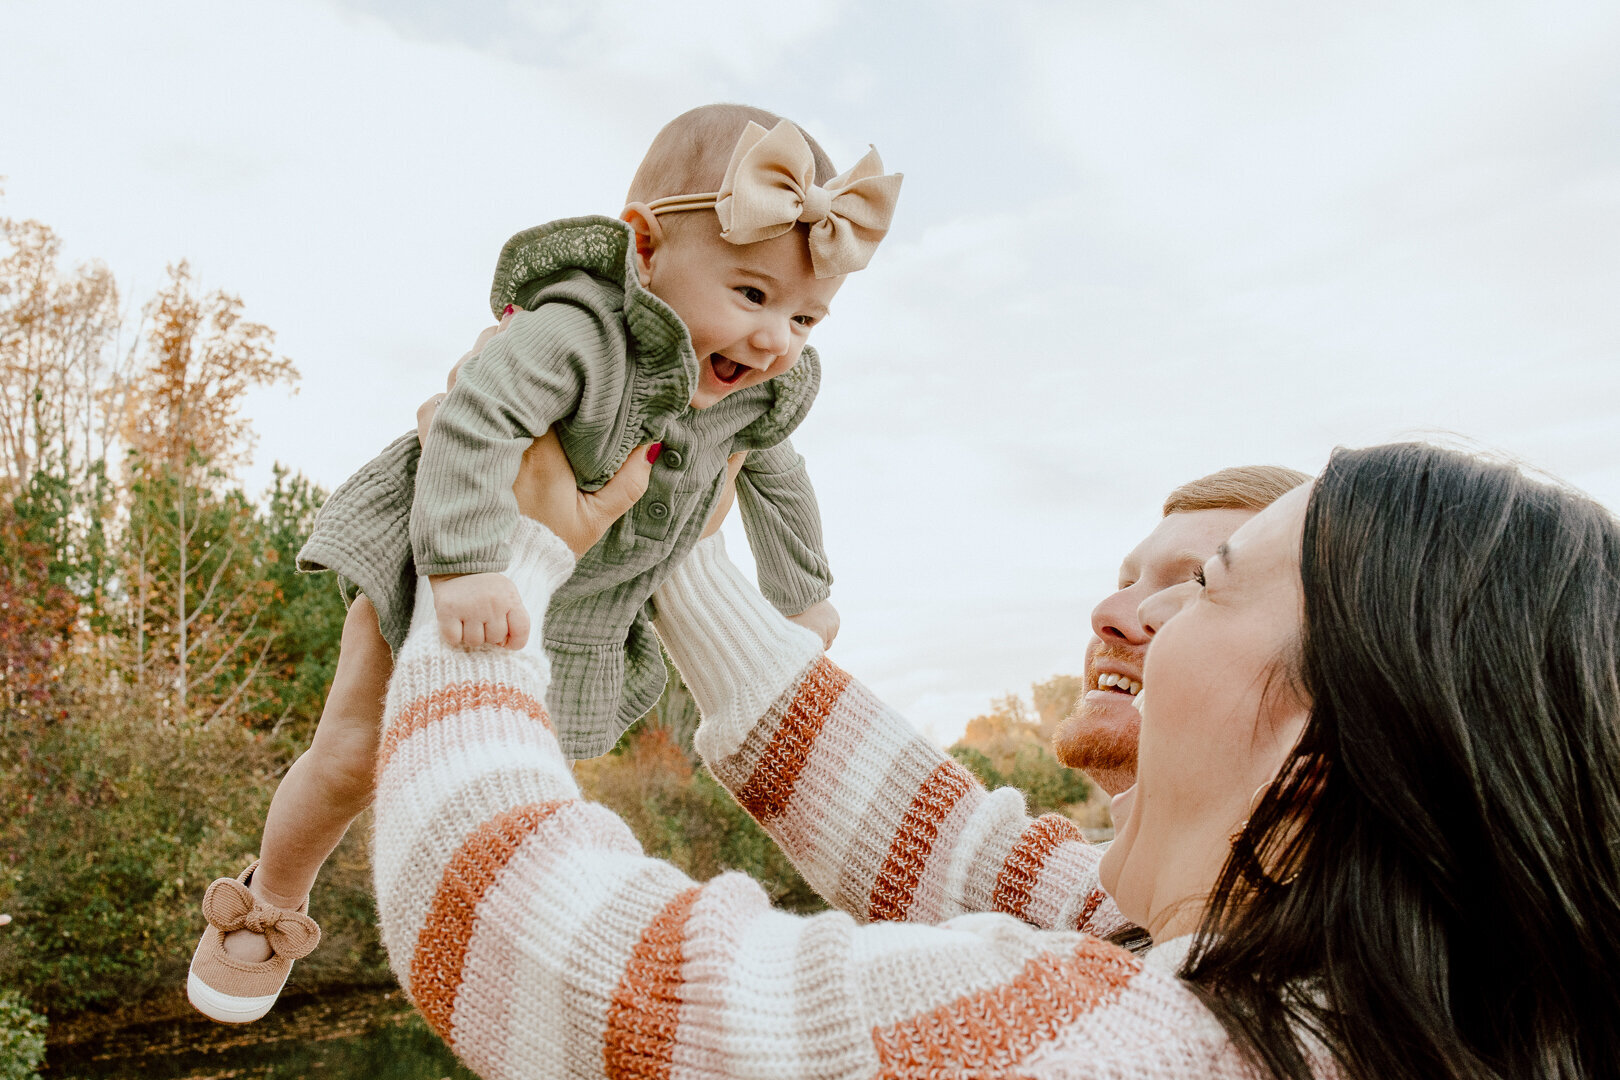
[0,505,78,705]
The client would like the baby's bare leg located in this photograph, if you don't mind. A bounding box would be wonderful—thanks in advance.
[222,596,392,962]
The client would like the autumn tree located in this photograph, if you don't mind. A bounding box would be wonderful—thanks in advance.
[951,679,1089,819]
[117,262,297,717]
[0,213,123,613]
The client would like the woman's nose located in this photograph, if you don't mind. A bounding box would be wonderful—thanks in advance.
[1138,580,1196,637]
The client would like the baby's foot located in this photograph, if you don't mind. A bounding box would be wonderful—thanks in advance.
[221,925,273,963]
[187,862,320,1023]
[218,872,303,963]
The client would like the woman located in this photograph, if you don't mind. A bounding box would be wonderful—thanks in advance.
[362,431,1620,1079]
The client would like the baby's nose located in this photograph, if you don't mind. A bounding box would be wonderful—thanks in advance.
[750,316,791,357]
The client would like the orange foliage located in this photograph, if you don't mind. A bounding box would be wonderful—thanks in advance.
[119,261,296,475]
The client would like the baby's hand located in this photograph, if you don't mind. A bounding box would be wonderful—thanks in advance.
[428,572,530,649]
[788,599,840,650]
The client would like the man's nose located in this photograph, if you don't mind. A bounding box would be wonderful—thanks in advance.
[1138,581,1196,637]
[1091,585,1150,645]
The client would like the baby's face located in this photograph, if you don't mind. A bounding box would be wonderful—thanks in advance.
[638,219,844,409]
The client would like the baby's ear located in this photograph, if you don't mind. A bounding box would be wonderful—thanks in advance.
[621,203,664,287]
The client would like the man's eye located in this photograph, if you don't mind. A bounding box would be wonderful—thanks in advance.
[736,286,765,304]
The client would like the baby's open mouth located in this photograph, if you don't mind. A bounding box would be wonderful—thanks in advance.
[709,354,746,385]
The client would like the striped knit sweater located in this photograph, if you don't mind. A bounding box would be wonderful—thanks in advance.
[373,521,1327,1078]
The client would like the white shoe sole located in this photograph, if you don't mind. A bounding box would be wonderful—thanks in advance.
[186,967,287,1024]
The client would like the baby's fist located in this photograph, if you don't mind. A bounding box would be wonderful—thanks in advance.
[428,572,531,649]
[787,599,840,650]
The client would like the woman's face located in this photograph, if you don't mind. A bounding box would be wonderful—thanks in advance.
[1098,484,1312,940]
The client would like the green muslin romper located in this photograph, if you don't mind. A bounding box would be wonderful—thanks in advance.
[297,216,832,757]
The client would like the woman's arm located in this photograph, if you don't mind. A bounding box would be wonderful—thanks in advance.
[371,468,1197,1078]
[653,534,1129,937]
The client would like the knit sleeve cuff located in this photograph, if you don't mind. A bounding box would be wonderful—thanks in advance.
[651,533,824,763]
[504,517,577,607]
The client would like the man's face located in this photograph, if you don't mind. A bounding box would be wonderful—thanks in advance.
[1053,507,1256,795]
[634,216,843,410]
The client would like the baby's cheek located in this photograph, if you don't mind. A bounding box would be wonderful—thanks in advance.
[766,350,801,379]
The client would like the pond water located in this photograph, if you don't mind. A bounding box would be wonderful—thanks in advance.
[44,989,478,1080]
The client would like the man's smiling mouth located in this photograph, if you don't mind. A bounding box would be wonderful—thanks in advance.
[1096,673,1142,697]
[709,354,746,384]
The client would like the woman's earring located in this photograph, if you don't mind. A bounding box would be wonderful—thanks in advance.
[1227,781,1272,845]
[1228,780,1300,888]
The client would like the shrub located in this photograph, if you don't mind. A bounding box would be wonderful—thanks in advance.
[0,679,388,1014]
[0,991,46,1080]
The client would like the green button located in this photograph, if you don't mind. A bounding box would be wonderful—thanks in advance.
[648,501,669,519]
[662,449,684,469]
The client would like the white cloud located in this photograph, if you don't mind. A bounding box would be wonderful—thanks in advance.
[4,0,1618,742]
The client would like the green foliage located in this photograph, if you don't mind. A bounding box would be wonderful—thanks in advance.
[0,991,46,1080]
[949,744,1004,788]
[252,467,347,740]
[951,679,1091,820]
[1004,743,1090,818]
[0,681,389,1015]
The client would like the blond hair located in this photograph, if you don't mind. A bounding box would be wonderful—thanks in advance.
[625,104,836,207]
[1161,465,1311,517]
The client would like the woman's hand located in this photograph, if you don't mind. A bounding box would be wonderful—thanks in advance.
[419,309,745,554]
[511,430,656,557]
[418,389,653,557]
[701,452,748,539]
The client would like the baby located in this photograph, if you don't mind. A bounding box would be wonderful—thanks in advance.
[186,103,901,1023]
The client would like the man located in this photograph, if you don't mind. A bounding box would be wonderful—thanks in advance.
[1053,465,1309,795]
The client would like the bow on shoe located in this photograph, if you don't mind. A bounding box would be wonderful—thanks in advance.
[201,876,321,960]
[715,120,903,278]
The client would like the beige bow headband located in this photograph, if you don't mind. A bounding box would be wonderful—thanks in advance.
[645,120,903,279]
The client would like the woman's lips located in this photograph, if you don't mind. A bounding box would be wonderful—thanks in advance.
[709,354,745,384]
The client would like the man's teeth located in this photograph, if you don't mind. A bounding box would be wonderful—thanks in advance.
[1098,673,1142,696]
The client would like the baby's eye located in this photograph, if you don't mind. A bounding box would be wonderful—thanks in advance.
[736,286,765,304]
[793,314,817,328]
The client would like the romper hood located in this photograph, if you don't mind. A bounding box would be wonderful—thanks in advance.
[488,216,820,452]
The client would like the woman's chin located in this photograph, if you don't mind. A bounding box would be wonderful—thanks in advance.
[1110,784,1136,830]
[1097,784,1142,918]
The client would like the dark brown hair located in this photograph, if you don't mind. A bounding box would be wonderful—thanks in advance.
[1187,442,1620,1079]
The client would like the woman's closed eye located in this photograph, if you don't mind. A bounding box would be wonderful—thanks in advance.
[1192,565,1207,587]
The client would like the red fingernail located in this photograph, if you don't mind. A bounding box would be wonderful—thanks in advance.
[502,304,515,316]
[647,443,663,464]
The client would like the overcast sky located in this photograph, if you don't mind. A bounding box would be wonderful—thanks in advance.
[4,0,1618,744]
